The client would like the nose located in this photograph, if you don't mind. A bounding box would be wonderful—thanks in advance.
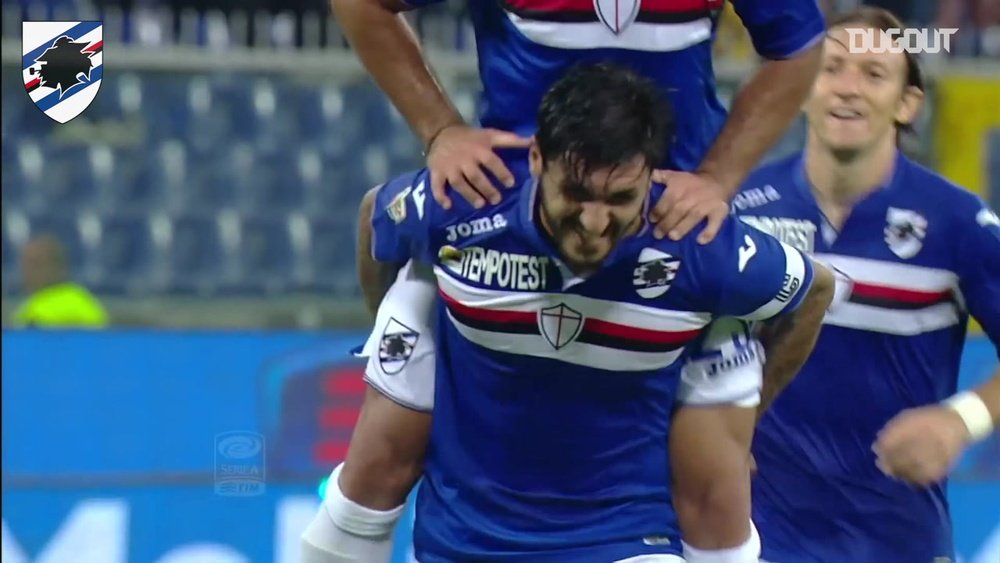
[833,67,862,98]
[578,202,611,237]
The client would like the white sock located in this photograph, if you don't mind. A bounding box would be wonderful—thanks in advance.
[682,520,761,563]
[300,463,406,563]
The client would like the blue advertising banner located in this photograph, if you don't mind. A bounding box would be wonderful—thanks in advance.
[1,330,997,562]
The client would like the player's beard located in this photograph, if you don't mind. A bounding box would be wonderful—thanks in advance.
[537,193,643,275]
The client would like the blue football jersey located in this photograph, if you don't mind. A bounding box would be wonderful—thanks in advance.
[737,151,1000,563]
[402,0,824,171]
[369,156,816,561]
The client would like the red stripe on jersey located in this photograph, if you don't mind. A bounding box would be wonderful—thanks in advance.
[584,317,701,345]
[851,282,952,306]
[439,289,537,325]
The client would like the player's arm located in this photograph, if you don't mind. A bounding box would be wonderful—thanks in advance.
[357,172,434,316]
[702,0,825,194]
[651,0,824,243]
[329,0,529,208]
[950,205,1000,432]
[702,219,835,416]
[874,205,1000,485]
[329,0,458,149]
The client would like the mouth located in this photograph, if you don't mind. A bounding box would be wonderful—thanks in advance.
[828,108,865,122]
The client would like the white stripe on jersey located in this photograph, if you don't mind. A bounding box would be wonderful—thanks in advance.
[435,266,712,327]
[505,14,712,52]
[823,301,960,336]
[744,241,808,321]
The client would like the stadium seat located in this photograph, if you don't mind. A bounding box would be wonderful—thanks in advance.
[302,214,356,294]
[103,143,174,212]
[181,144,249,212]
[230,214,297,294]
[91,73,145,120]
[88,212,160,295]
[164,213,231,295]
[237,149,307,213]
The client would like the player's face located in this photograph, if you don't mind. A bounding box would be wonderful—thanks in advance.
[530,145,650,273]
[805,27,922,154]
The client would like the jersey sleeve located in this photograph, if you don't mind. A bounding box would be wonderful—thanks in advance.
[369,168,436,264]
[689,217,815,321]
[731,0,826,60]
[955,204,1000,358]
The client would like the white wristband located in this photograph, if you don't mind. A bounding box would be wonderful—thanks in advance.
[944,391,994,442]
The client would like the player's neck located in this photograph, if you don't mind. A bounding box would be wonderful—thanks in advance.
[805,134,897,209]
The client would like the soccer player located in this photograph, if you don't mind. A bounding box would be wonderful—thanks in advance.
[329,0,826,241]
[318,0,826,558]
[727,8,1000,562]
[304,62,835,562]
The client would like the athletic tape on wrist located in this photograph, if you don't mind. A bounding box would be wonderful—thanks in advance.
[944,391,994,442]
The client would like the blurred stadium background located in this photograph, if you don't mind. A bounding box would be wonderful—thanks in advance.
[1,0,998,561]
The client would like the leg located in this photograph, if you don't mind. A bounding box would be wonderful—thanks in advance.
[671,318,763,562]
[302,264,439,562]
[670,404,759,557]
[301,388,431,562]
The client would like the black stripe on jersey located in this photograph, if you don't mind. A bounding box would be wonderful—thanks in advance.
[576,330,689,353]
[445,304,540,335]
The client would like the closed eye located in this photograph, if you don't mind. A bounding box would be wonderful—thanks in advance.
[606,190,638,206]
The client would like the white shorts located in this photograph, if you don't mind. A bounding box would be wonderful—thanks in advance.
[677,317,764,408]
[359,262,764,411]
[358,261,438,412]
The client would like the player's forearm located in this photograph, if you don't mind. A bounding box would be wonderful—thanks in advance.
[697,42,823,197]
[756,262,834,418]
[330,0,464,146]
[357,188,402,318]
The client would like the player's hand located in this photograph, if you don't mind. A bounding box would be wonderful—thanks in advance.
[649,170,731,244]
[426,124,532,210]
[872,406,971,487]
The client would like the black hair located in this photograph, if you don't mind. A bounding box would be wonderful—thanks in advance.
[827,7,925,136]
[535,62,672,183]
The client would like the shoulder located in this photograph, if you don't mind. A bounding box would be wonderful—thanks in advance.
[896,156,993,232]
[371,168,518,233]
[732,154,801,212]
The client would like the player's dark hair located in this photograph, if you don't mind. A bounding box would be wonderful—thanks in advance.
[535,62,672,183]
[827,7,925,137]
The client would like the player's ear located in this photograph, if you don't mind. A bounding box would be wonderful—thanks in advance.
[895,85,923,128]
[529,139,543,178]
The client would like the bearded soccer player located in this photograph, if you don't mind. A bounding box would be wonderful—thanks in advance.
[304,62,834,563]
[315,0,825,559]
[721,8,1000,562]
